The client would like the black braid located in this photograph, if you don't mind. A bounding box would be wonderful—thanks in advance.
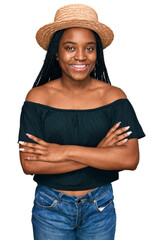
[33,29,111,88]
[32,30,65,88]
[90,31,111,84]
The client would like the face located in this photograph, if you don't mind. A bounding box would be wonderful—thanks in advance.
[57,28,97,82]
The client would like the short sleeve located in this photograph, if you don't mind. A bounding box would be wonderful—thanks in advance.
[17,102,44,143]
[111,99,145,140]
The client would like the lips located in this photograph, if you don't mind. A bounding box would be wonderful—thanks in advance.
[70,64,89,71]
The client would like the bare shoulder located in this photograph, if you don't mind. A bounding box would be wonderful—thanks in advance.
[25,79,61,104]
[25,85,49,103]
[103,85,127,103]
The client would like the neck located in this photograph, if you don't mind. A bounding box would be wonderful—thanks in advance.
[60,76,92,94]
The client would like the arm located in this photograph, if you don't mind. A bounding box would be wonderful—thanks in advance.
[20,138,139,174]
[19,122,133,174]
[65,138,139,171]
[19,145,88,175]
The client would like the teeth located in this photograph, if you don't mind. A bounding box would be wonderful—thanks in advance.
[71,65,87,68]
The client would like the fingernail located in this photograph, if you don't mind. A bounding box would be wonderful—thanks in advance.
[116,122,121,126]
[125,126,130,130]
[127,131,132,135]
[26,133,32,138]
[25,157,30,160]
[123,138,128,142]
[19,141,25,145]
[19,148,24,151]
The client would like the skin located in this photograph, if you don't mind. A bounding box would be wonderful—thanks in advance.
[19,28,139,197]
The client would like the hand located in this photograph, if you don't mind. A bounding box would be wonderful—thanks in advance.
[97,122,132,148]
[19,133,65,162]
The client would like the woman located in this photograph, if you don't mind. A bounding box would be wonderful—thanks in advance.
[18,4,145,240]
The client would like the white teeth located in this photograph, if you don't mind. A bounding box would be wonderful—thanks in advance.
[71,65,87,68]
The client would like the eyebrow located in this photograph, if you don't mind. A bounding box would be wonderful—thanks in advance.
[63,41,96,45]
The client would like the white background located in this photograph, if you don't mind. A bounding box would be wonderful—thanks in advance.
[1,0,162,239]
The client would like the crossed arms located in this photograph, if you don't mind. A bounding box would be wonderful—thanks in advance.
[19,122,139,175]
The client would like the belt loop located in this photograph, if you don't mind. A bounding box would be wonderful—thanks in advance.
[58,192,64,202]
[88,192,94,203]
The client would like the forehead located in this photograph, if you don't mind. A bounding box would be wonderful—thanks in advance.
[60,28,96,43]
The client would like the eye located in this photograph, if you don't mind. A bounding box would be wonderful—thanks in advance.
[66,46,75,51]
[86,47,95,51]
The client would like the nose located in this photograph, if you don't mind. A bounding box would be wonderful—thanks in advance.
[74,48,87,61]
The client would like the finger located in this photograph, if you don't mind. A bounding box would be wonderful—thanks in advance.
[26,134,48,147]
[19,147,47,155]
[19,141,46,150]
[114,130,132,142]
[106,130,132,146]
[24,155,45,161]
[24,155,58,162]
[110,126,130,141]
[105,122,121,137]
[114,126,130,136]
[115,138,128,146]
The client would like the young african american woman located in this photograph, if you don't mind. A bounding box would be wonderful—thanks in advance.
[18,4,145,240]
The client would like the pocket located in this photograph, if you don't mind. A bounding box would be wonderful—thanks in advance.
[35,186,58,210]
[93,185,114,213]
[94,198,113,212]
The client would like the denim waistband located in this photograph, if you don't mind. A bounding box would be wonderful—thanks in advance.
[37,183,112,205]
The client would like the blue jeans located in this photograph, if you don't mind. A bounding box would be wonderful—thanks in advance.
[32,183,116,240]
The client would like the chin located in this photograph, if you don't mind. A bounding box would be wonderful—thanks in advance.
[73,77,89,82]
[70,73,91,81]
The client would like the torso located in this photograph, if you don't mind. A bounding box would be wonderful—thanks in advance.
[27,78,126,197]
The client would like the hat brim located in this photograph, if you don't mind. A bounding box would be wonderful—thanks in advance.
[36,20,114,50]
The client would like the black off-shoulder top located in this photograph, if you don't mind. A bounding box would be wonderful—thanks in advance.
[18,98,145,190]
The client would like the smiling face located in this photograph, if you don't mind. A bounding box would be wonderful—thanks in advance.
[57,28,97,82]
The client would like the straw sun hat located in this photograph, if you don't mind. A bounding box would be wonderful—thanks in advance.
[36,4,114,50]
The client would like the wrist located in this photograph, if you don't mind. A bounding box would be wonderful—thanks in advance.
[62,145,73,161]
[64,145,80,162]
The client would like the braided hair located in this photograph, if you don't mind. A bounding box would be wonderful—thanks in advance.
[32,29,111,88]
[90,31,111,84]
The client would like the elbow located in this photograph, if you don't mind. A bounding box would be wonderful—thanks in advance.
[23,165,33,175]
[127,154,139,171]
[123,148,139,171]
[19,151,34,175]
[129,161,139,171]
[21,160,35,175]
[120,139,140,171]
